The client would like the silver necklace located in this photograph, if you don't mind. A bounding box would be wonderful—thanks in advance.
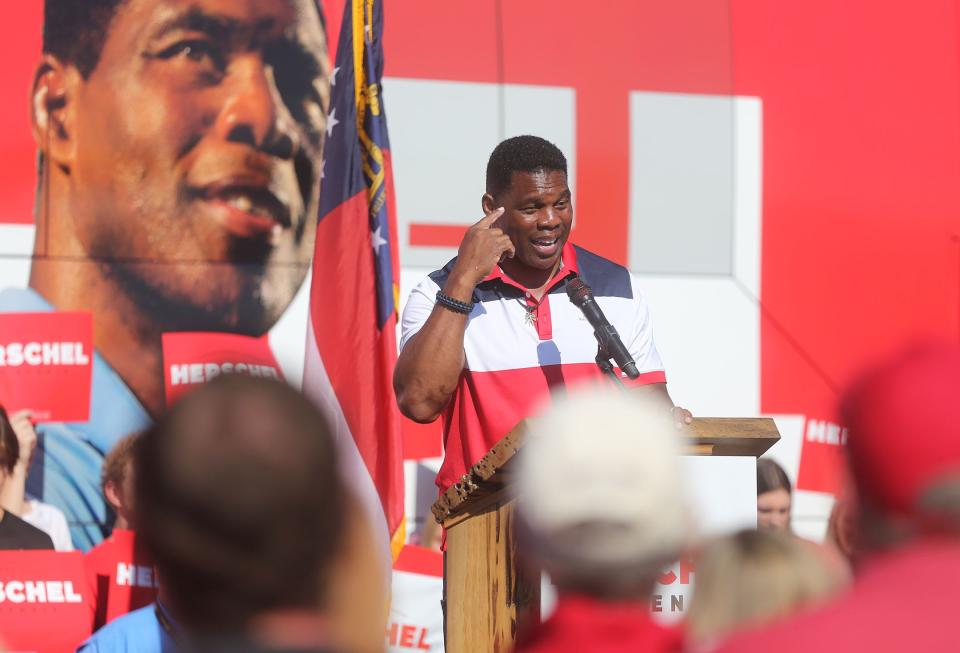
[517,298,537,326]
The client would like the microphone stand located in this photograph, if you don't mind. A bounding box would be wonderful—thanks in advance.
[595,343,625,389]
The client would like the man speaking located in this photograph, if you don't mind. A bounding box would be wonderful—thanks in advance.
[395,135,691,495]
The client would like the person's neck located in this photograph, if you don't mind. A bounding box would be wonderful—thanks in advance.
[30,201,166,418]
[248,609,329,650]
[499,257,563,300]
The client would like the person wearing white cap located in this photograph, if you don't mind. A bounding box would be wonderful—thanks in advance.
[513,389,693,653]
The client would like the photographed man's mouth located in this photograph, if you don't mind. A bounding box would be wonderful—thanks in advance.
[191,177,294,241]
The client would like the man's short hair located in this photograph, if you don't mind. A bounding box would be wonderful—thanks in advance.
[0,407,20,474]
[101,432,140,494]
[135,375,345,633]
[486,135,568,197]
[43,0,129,78]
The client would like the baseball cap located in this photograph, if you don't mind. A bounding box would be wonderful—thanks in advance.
[515,388,692,570]
[841,344,960,517]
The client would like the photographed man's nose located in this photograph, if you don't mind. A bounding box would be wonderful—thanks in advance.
[214,57,298,159]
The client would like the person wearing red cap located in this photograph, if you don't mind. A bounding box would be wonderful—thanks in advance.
[714,344,960,652]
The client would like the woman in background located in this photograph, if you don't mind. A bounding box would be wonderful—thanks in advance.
[0,407,54,549]
[686,529,846,649]
[756,458,793,532]
[0,407,72,550]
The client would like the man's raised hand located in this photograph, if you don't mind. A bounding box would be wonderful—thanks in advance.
[448,208,516,294]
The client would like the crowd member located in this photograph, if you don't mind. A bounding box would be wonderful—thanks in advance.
[717,345,960,652]
[824,494,858,565]
[0,407,53,549]
[77,597,179,653]
[686,529,846,648]
[395,135,692,500]
[512,389,692,653]
[0,407,73,549]
[3,0,331,550]
[85,433,158,632]
[756,458,793,532]
[134,374,383,652]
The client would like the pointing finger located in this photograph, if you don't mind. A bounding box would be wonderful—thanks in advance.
[476,207,505,228]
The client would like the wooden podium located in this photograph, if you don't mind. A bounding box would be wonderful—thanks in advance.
[431,417,780,653]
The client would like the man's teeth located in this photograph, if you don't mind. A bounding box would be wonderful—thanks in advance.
[228,195,253,213]
[534,239,557,246]
[224,194,269,217]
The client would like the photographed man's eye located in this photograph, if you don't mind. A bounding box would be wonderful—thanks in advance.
[158,39,225,71]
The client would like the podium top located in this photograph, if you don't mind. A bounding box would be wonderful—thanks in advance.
[432,417,780,525]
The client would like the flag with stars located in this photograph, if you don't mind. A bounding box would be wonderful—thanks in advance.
[303,0,405,562]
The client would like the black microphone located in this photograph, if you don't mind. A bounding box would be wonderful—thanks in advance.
[566,278,640,379]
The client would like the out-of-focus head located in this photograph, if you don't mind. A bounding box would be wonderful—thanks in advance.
[825,493,859,563]
[0,407,20,480]
[516,389,692,598]
[136,375,345,635]
[756,458,792,532]
[35,0,329,334]
[102,432,142,528]
[687,529,845,645]
[841,344,960,539]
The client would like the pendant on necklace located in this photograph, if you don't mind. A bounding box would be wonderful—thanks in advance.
[523,306,537,326]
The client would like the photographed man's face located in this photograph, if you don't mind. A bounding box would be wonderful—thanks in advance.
[65,0,328,333]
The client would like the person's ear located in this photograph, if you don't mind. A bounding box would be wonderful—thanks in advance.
[31,55,82,170]
[103,480,123,513]
[481,193,497,214]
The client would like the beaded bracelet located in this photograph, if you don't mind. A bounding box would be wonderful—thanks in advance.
[436,291,474,314]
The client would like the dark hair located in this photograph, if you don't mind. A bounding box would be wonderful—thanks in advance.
[43,0,130,78]
[136,375,345,632]
[485,135,568,197]
[0,407,20,474]
[757,458,792,496]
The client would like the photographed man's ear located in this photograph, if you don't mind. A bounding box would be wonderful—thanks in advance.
[31,55,81,171]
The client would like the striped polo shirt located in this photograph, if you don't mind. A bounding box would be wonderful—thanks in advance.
[400,243,666,493]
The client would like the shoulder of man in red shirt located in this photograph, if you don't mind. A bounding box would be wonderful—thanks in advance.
[516,595,683,653]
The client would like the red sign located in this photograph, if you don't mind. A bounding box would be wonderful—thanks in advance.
[84,528,158,632]
[796,417,849,496]
[0,312,93,422]
[0,550,92,652]
[162,332,284,406]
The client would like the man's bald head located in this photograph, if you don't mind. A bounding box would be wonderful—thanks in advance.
[136,375,345,633]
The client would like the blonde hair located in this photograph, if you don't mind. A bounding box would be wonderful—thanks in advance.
[686,529,845,645]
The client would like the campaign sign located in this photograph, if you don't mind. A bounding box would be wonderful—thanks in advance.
[0,312,93,422]
[796,417,847,496]
[0,550,91,652]
[388,546,444,652]
[162,332,285,406]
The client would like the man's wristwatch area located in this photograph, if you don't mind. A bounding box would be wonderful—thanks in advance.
[436,291,475,314]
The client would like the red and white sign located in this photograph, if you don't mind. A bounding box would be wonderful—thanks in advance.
[796,417,849,496]
[388,546,444,653]
[162,332,284,406]
[0,550,91,652]
[0,312,93,422]
[84,528,158,632]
